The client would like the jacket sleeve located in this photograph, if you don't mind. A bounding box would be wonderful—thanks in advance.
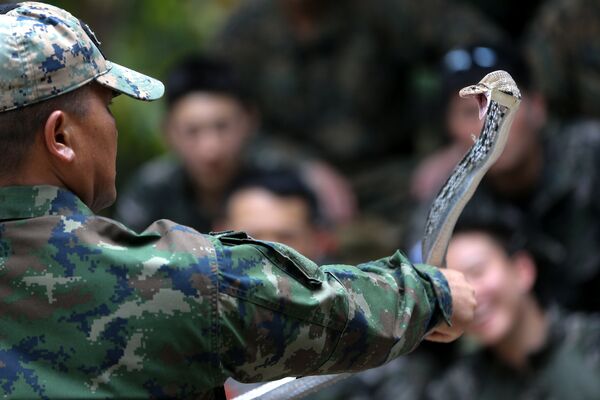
[209,231,452,384]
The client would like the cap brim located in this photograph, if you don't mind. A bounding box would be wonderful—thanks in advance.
[95,61,164,101]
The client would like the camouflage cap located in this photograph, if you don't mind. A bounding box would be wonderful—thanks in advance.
[0,2,164,112]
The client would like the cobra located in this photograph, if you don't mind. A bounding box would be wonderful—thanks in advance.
[233,70,522,400]
[422,69,521,266]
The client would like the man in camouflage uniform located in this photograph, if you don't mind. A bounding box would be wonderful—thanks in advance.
[427,207,600,400]
[0,3,476,399]
[211,0,503,224]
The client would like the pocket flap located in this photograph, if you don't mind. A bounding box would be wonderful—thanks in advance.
[210,230,323,289]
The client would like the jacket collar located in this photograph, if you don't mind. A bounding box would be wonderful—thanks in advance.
[0,185,93,221]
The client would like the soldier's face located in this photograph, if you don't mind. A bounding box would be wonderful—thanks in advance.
[71,84,119,211]
[224,188,322,260]
[446,231,531,346]
[166,93,254,194]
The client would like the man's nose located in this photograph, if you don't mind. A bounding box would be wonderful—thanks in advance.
[195,131,224,158]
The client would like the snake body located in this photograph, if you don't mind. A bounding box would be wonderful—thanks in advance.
[233,70,521,400]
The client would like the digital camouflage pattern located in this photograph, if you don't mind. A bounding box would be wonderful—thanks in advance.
[427,309,600,400]
[525,0,600,119]
[0,2,163,112]
[0,185,452,399]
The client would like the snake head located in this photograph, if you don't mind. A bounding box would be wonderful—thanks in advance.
[459,70,521,119]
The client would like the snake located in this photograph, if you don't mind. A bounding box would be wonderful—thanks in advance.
[232,70,521,400]
[422,69,521,266]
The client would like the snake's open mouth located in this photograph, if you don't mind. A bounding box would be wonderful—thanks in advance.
[459,83,492,120]
[476,92,491,120]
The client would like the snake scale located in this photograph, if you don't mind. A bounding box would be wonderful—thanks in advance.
[233,70,521,400]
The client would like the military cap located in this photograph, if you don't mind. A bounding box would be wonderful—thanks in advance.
[0,1,164,112]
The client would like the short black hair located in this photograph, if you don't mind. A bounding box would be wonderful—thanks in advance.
[228,169,321,224]
[453,202,553,306]
[165,55,250,110]
[453,203,527,257]
[0,87,88,178]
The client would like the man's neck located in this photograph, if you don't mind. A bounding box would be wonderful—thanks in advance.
[493,296,548,369]
[0,173,64,189]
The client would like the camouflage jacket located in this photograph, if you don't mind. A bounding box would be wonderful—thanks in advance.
[0,185,451,399]
[427,309,600,400]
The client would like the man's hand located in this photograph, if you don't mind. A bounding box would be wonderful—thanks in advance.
[425,268,476,343]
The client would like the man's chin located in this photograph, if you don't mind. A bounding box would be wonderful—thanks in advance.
[470,316,508,346]
[91,187,117,213]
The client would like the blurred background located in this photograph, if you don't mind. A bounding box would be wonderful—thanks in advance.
[7,0,553,197]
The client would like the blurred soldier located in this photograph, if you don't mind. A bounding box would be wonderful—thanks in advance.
[408,44,600,312]
[428,208,600,400]
[525,0,600,119]
[0,2,475,399]
[212,0,503,225]
[469,118,600,312]
[116,55,356,230]
[220,170,332,262]
[116,55,263,233]
[409,43,524,202]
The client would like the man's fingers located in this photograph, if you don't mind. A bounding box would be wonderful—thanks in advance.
[424,268,477,344]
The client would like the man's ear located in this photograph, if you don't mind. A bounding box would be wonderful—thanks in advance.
[244,105,260,138]
[512,250,537,293]
[43,110,75,162]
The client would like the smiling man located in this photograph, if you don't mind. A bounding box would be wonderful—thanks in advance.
[427,208,600,400]
[0,2,475,399]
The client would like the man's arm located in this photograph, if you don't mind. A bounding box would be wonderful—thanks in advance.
[211,233,474,384]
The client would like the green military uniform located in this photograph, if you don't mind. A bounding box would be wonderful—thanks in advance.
[427,309,600,400]
[0,4,454,398]
[525,0,600,119]
[211,0,502,223]
[0,185,452,399]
